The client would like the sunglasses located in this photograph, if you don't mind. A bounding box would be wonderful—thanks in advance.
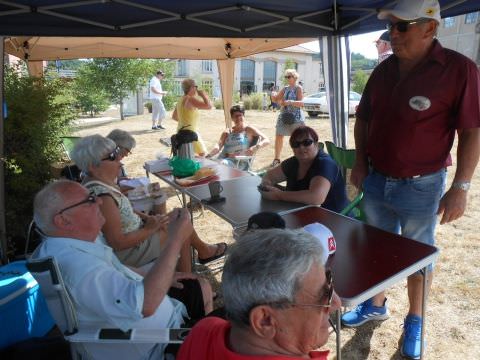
[285,75,293,79]
[119,146,132,156]
[101,146,120,161]
[386,19,430,33]
[56,191,98,215]
[291,139,314,148]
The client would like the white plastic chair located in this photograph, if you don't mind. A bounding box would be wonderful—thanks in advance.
[26,256,189,360]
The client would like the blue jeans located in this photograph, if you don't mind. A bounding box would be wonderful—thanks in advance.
[362,168,446,271]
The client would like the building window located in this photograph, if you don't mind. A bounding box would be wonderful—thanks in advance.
[201,79,213,96]
[263,60,277,91]
[465,12,479,24]
[240,59,256,95]
[176,60,187,76]
[443,17,456,28]
[202,60,213,73]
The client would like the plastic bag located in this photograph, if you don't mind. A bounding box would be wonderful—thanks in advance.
[169,156,200,178]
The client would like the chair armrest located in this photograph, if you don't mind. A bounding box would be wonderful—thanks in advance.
[67,327,190,344]
[340,192,364,216]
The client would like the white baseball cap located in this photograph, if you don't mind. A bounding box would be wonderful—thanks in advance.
[303,222,336,265]
[378,0,441,23]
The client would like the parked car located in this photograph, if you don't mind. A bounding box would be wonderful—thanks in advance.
[303,91,361,117]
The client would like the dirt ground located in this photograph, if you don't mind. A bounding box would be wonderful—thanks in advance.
[74,108,479,359]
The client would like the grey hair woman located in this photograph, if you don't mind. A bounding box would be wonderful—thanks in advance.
[71,134,227,275]
[106,129,136,159]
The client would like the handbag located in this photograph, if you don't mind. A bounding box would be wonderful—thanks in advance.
[279,111,296,125]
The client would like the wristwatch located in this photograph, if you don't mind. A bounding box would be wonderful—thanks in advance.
[452,181,471,191]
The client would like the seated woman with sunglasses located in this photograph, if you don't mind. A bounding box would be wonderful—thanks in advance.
[260,126,349,213]
[71,135,227,271]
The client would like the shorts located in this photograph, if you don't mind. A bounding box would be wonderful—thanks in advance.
[115,231,163,268]
[275,119,305,136]
[362,168,446,272]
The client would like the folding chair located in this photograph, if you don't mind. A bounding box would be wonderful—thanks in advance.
[26,256,189,360]
[325,141,364,219]
[60,136,82,161]
[217,135,260,172]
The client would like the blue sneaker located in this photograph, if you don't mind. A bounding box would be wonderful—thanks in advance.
[401,314,424,359]
[341,298,389,327]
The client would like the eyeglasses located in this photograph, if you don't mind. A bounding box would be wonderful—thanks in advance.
[386,19,430,33]
[291,139,314,148]
[56,191,98,215]
[101,147,120,161]
[285,75,293,79]
[253,270,334,312]
[291,270,334,309]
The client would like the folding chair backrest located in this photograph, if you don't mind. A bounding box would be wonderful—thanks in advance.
[26,257,78,336]
[325,141,355,169]
[61,136,82,161]
[325,141,364,220]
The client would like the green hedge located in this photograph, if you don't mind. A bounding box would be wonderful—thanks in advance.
[4,65,76,255]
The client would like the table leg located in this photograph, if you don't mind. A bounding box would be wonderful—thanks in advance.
[336,309,342,360]
[420,266,427,359]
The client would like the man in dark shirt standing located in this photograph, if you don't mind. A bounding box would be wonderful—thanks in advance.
[341,0,480,358]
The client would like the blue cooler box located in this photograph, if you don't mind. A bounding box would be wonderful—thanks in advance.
[0,260,55,349]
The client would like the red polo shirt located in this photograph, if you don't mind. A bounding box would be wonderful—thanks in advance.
[177,317,330,360]
[357,40,480,178]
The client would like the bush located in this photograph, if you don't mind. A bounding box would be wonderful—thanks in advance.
[241,92,263,110]
[214,98,223,110]
[3,64,76,256]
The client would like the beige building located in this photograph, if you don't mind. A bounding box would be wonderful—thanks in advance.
[171,44,323,98]
[437,11,480,65]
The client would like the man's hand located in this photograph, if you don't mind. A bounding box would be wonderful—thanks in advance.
[437,188,468,224]
[350,161,369,189]
[171,272,199,289]
[167,208,193,243]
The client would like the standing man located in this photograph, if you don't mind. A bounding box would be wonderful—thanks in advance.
[375,31,393,63]
[150,70,167,130]
[342,0,480,359]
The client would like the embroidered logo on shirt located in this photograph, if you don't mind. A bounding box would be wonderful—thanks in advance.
[409,96,431,111]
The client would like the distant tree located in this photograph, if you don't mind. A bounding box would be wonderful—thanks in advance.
[72,67,110,117]
[351,52,377,72]
[352,69,369,95]
[76,59,168,119]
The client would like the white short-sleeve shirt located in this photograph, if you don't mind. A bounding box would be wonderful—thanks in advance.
[149,76,163,100]
[32,235,187,360]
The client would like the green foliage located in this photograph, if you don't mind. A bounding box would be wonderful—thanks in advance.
[72,66,110,116]
[282,59,298,86]
[3,64,76,244]
[242,93,263,110]
[351,52,377,72]
[352,70,369,95]
[74,59,175,118]
[214,98,223,110]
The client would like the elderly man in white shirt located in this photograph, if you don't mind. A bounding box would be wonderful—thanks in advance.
[149,70,167,130]
[31,180,200,360]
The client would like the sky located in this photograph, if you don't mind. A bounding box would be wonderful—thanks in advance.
[302,29,386,59]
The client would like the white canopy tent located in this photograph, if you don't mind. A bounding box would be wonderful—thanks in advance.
[4,36,314,125]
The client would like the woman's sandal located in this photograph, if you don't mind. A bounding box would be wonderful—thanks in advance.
[271,158,281,167]
[198,242,228,265]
